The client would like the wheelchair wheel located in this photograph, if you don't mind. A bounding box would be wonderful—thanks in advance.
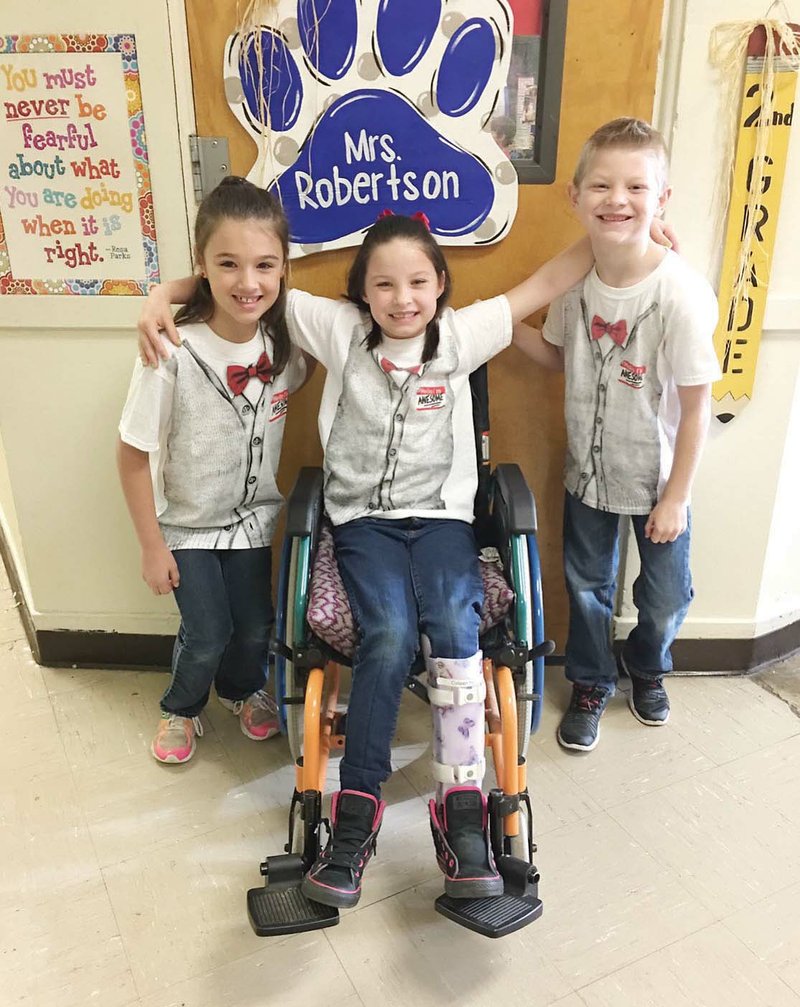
[284,537,303,760]
[510,534,534,754]
[273,536,292,735]
[526,533,547,736]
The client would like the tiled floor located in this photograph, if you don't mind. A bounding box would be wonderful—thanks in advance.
[3,556,800,1007]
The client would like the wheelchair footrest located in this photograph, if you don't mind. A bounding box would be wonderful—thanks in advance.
[247,854,339,937]
[434,889,542,938]
[434,854,543,938]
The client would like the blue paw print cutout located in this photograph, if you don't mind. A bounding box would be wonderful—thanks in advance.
[224,0,517,257]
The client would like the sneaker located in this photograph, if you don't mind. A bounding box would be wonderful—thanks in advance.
[629,674,670,725]
[618,652,671,725]
[151,713,203,764]
[301,790,385,909]
[429,787,503,899]
[218,689,280,740]
[557,684,611,752]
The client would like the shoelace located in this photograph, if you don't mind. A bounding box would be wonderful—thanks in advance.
[231,692,276,716]
[165,714,204,737]
[324,818,374,869]
[636,678,665,690]
[232,690,276,716]
[573,686,608,713]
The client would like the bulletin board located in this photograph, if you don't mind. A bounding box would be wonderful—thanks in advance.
[0,33,158,295]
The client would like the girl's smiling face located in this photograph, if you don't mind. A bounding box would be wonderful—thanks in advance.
[361,237,446,340]
[198,217,285,343]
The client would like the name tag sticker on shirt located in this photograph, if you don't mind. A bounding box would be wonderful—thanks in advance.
[416,385,446,411]
[619,360,646,390]
[269,389,289,422]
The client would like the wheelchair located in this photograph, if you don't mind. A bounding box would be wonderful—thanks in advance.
[247,365,554,939]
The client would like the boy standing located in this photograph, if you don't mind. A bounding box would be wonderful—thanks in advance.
[514,117,721,751]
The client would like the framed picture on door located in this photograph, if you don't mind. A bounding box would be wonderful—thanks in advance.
[495,0,567,183]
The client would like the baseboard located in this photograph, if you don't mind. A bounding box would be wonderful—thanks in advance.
[36,630,174,669]
[19,620,800,673]
[2,525,799,672]
[670,620,800,673]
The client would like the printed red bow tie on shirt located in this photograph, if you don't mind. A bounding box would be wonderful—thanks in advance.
[590,315,628,346]
[227,351,272,395]
[380,358,422,376]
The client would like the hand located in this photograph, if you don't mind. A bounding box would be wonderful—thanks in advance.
[141,543,180,595]
[138,284,181,367]
[650,218,680,254]
[645,498,687,543]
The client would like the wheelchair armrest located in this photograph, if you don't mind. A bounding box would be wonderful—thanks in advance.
[286,467,325,537]
[492,464,538,534]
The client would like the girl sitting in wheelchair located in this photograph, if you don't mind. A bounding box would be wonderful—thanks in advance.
[137,208,590,908]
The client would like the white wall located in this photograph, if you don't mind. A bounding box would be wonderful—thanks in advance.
[1,0,797,657]
[618,0,800,644]
[0,0,193,636]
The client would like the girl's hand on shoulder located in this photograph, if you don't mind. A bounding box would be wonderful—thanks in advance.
[650,218,680,254]
[142,542,180,595]
[138,284,181,367]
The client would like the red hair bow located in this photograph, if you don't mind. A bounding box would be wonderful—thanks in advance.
[376,208,431,231]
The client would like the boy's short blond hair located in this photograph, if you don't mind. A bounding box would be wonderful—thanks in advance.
[572,117,669,191]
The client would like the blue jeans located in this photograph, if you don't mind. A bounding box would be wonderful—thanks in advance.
[332,518,483,798]
[563,492,693,691]
[161,547,273,718]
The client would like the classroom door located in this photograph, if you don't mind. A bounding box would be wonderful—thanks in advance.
[183,0,665,648]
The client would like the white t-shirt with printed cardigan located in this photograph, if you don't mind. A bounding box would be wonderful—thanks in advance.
[284,288,512,527]
[543,250,721,515]
[119,321,306,549]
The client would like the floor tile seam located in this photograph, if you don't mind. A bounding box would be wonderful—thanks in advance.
[336,871,446,922]
[90,813,256,872]
[594,804,800,925]
[717,916,800,1000]
[592,739,795,813]
[568,916,742,994]
[752,679,800,720]
[93,853,143,1002]
[322,926,368,1006]
[599,803,741,912]
[675,732,800,789]
[555,758,714,814]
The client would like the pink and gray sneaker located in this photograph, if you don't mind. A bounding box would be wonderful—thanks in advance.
[151,713,203,764]
[218,689,280,740]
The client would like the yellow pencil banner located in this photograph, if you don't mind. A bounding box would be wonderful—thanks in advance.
[713,63,797,421]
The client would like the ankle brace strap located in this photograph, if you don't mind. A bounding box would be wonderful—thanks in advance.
[431,756,486,785]
[427,675,487,708]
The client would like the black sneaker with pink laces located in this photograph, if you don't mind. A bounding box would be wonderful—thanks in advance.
[557,684,612,751]
[301,790,384,909]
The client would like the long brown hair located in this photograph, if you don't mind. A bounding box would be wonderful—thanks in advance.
[346,214,452,363]
[174,176,292,377]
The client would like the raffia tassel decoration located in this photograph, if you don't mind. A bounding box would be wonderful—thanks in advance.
[232,0,323,191]
[709,14,800,312]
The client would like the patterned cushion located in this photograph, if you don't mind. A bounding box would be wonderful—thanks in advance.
[305,524,514,659]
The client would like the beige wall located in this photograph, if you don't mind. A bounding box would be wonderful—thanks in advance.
[1,0,798,657]
[616,0,800,645]
[0,0,192,635]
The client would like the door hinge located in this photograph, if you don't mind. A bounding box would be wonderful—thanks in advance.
[188,135,230,202]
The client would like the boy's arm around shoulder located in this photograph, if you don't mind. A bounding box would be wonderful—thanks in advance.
[504,236,593,324]
[512,321,564,371]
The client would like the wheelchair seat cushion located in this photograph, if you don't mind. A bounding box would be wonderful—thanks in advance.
[306,525,514,659]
